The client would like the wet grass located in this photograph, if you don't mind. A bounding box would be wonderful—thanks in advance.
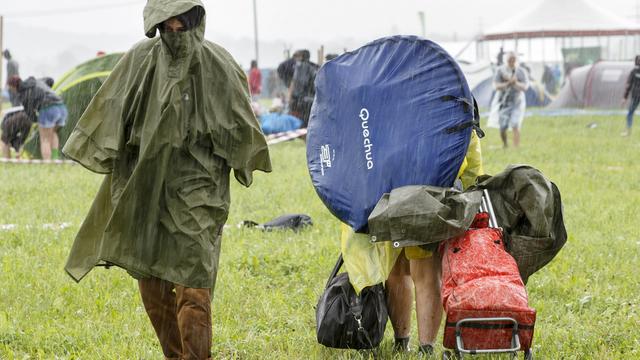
[0,114,639,359]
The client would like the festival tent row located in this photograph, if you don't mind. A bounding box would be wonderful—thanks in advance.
[24,53,124,158]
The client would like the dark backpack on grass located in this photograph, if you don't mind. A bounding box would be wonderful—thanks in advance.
[315,255,388,349]
[241,214,312,232]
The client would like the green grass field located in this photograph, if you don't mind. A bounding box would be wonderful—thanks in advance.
[1,114,639,359]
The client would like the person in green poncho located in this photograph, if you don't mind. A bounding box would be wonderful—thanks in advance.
[62,1,271,358]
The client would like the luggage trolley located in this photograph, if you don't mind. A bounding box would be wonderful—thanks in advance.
[441,190,534,360]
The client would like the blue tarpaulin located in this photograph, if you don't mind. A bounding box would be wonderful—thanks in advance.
[307,36,476,232]
[259,112,302,134]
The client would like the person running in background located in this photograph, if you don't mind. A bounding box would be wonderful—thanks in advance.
[4,50,21,106]
[622,55,640,137]
[248,60,262,101]
[493,52,529,148]
[7,75,68,160]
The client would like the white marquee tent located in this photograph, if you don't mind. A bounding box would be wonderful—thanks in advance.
[477,0,640,63]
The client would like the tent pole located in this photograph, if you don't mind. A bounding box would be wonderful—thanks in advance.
[252,0,259,63]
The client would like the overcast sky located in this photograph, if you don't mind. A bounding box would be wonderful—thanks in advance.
[4,0,637,38]
[2,0,639,77]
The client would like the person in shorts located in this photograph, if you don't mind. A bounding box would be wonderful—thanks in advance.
[7,75,68,160]
[493,52,529,148]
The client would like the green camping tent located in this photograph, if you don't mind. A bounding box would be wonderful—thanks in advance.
[25,53,124,158]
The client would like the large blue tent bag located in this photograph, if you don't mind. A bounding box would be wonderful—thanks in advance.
[307,36,477,232]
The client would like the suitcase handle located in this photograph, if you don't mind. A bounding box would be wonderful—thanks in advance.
[455,317,521,355]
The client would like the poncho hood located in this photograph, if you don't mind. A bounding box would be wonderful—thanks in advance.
[143,0,205,39]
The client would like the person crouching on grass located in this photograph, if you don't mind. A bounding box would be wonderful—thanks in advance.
[61,1,271,359]
[0,110,31,159]
[7,75,68,160]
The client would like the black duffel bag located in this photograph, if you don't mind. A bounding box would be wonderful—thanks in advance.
[315,255,388,349]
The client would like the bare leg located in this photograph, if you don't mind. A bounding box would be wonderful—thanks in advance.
[52,126,60,154]
[410,255,443,346]
[513,127,520,147]
[39,127,53,160]
[500,128,508,148]
[386,252,412,339]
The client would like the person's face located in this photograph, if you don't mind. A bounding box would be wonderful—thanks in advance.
[163,17,185,33]
[507,55,517,68]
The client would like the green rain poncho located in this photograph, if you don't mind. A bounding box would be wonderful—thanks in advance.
[63,0,271,289]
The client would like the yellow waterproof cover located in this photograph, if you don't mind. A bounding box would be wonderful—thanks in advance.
[340,224,401,295]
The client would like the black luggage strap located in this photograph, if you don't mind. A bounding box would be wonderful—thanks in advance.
[325,254,344,288]
[351,296,375,349]
[441,96,485,138]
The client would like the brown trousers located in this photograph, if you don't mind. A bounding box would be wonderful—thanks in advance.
[138,277,212,360]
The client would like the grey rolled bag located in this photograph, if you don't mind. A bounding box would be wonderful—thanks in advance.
[368,186,482,250]
[368,165,567,283]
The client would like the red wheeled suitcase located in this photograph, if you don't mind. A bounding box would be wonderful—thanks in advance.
[440,212,535,359]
